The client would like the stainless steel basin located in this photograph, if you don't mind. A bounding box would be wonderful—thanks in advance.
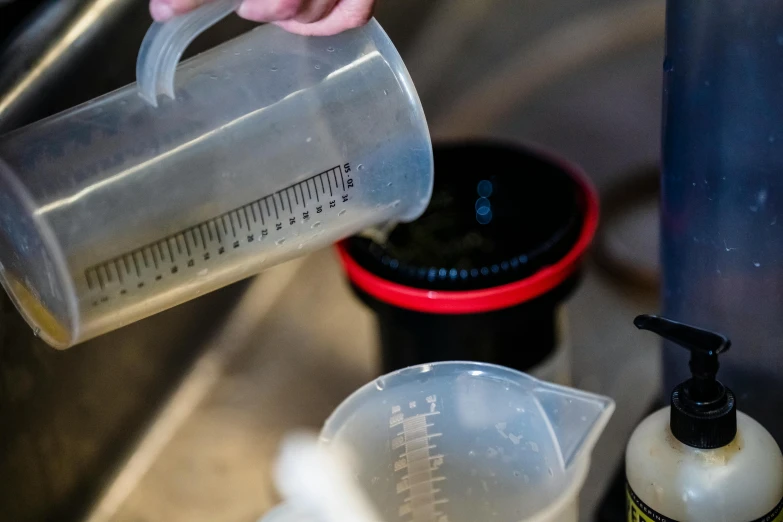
[0,1,664,520]
[0,3,256,520]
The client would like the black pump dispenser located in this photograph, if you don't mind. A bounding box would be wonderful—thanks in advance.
[634,314,737,449]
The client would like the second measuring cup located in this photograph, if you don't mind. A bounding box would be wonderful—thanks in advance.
[320,362,614,522]
[0,18,433,348]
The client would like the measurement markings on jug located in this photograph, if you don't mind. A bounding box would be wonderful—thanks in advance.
[85,163,353,306]
[392,395,450,522]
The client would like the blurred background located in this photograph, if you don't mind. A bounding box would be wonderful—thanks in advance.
[0,0,663,520]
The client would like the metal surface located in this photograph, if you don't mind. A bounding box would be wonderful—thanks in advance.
[0,0,48,40]
[0,0,136,131]
[0,1,435,519]
[0,1,664,520]
[0,0,258,132]
[431,0,663,138]
[0,282,249,522]
[85,260,307,522]
[0,4,258,521]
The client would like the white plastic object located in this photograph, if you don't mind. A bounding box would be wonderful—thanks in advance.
[0,18,433,349]
[314,361,614,522]
[259,504,313,522]
[271,432,383,522]
[137,0,241,106]
[626,407,783,521]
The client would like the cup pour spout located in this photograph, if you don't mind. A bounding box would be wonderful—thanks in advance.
[533,382,615,468]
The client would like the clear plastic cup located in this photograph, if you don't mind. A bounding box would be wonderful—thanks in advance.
[0,18,432,348]
[316,362,614,522]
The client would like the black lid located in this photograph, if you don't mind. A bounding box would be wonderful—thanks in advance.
[346,142,586,292]
[634,314,737,449]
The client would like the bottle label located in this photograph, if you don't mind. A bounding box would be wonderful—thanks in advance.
[627,483,783,522]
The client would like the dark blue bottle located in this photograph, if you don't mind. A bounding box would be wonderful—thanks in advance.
[662,0,783,443]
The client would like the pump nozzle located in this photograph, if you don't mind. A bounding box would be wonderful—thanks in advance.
[634,314,737,449]
[634,314,730,401]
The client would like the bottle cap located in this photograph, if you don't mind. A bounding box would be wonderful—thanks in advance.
[634,314,737,449]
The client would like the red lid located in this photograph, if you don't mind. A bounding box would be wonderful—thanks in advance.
[337,143,599,315]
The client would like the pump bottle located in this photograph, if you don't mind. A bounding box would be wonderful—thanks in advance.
[626,315,783,522]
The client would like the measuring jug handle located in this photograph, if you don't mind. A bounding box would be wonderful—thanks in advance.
[136,0,242,107]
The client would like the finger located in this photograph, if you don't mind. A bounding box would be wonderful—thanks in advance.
[273,0,374,36]
[293,0,340,23]
[150,1,175,22]
[237,0,304,22]
[150,0,211,21]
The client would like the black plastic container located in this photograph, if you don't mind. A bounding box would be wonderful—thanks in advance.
[337,141,598,378]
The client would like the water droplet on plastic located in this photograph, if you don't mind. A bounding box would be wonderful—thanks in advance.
[548,467,553,476]
[33,328,41,337]
[338,209,347,216]
[234,51,241,56]
[327,46,335,52]
[276,238,286,246]
[311,221,322,229]
[209,74,218,80]
[375,379,386,390]
[513,471,520,477]
[392,201,401,208]
[383,89,388,96]
[314,64,321,70]
[386,182,393,187]
[297,244,304,250]
[468,450,476,457]
[270,66,278,72]
[357,164,364,170]
[754,261,761,267]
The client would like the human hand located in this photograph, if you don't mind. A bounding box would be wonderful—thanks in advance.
[149,0,376,36]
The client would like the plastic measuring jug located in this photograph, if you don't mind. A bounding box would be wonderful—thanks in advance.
[316,362,614,522]
[0,9,433,348]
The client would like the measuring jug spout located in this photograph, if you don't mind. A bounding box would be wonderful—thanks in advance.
[532,381,615,469]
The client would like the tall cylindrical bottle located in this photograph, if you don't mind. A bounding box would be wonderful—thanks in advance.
[661,0,783,444]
